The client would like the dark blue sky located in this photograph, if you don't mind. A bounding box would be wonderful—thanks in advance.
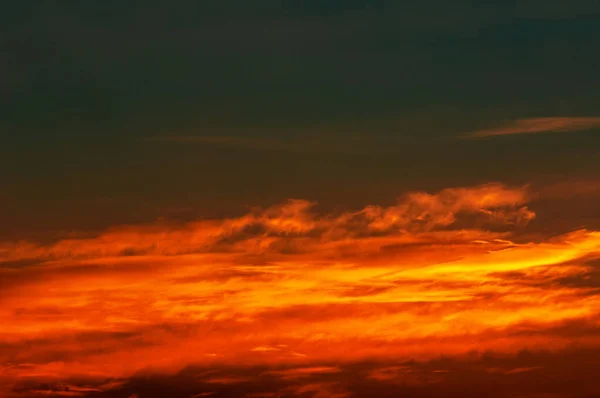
[2,1,600,239]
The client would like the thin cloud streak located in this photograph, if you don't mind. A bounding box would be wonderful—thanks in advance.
[144,134,424,154]
[464,117,600,138]
[146,136,289,152]
[145,135,357,154]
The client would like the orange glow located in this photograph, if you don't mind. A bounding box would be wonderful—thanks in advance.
[2,183,600,397]
[465,117,600,138]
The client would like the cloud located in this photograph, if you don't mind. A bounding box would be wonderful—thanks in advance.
[146,136,290,152]
[1,182,600,397]
[463,117,600,138]
[10,349,600,398]
[0,183,533,263]
[145,135,363,155]
[263,366,340,380]
[143,134,425,155]
[537,178,600,200]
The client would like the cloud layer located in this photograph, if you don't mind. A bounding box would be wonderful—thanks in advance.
[2,183,600,397]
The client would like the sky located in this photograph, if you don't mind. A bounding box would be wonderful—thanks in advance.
[2,1,600,397]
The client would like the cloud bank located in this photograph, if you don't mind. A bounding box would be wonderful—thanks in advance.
[2,183,600,397]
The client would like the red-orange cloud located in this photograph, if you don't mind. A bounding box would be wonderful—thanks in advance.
[1,183,599,397]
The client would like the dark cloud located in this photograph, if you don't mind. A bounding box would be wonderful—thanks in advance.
[10,348,600,397]
[488,256,600,294]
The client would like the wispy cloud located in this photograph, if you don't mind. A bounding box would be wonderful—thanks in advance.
[144,134,423,154]
[145,135,354,154]
[147,136,291,152]
[463,117,600,138]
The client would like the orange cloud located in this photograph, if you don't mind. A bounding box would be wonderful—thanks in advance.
[1,183,600,397]
[464,117,600,138]
[0,183,532,263]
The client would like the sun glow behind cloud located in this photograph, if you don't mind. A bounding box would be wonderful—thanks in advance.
[1,183,600,397]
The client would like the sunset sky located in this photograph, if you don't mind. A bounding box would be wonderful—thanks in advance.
[2,1,600,397]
